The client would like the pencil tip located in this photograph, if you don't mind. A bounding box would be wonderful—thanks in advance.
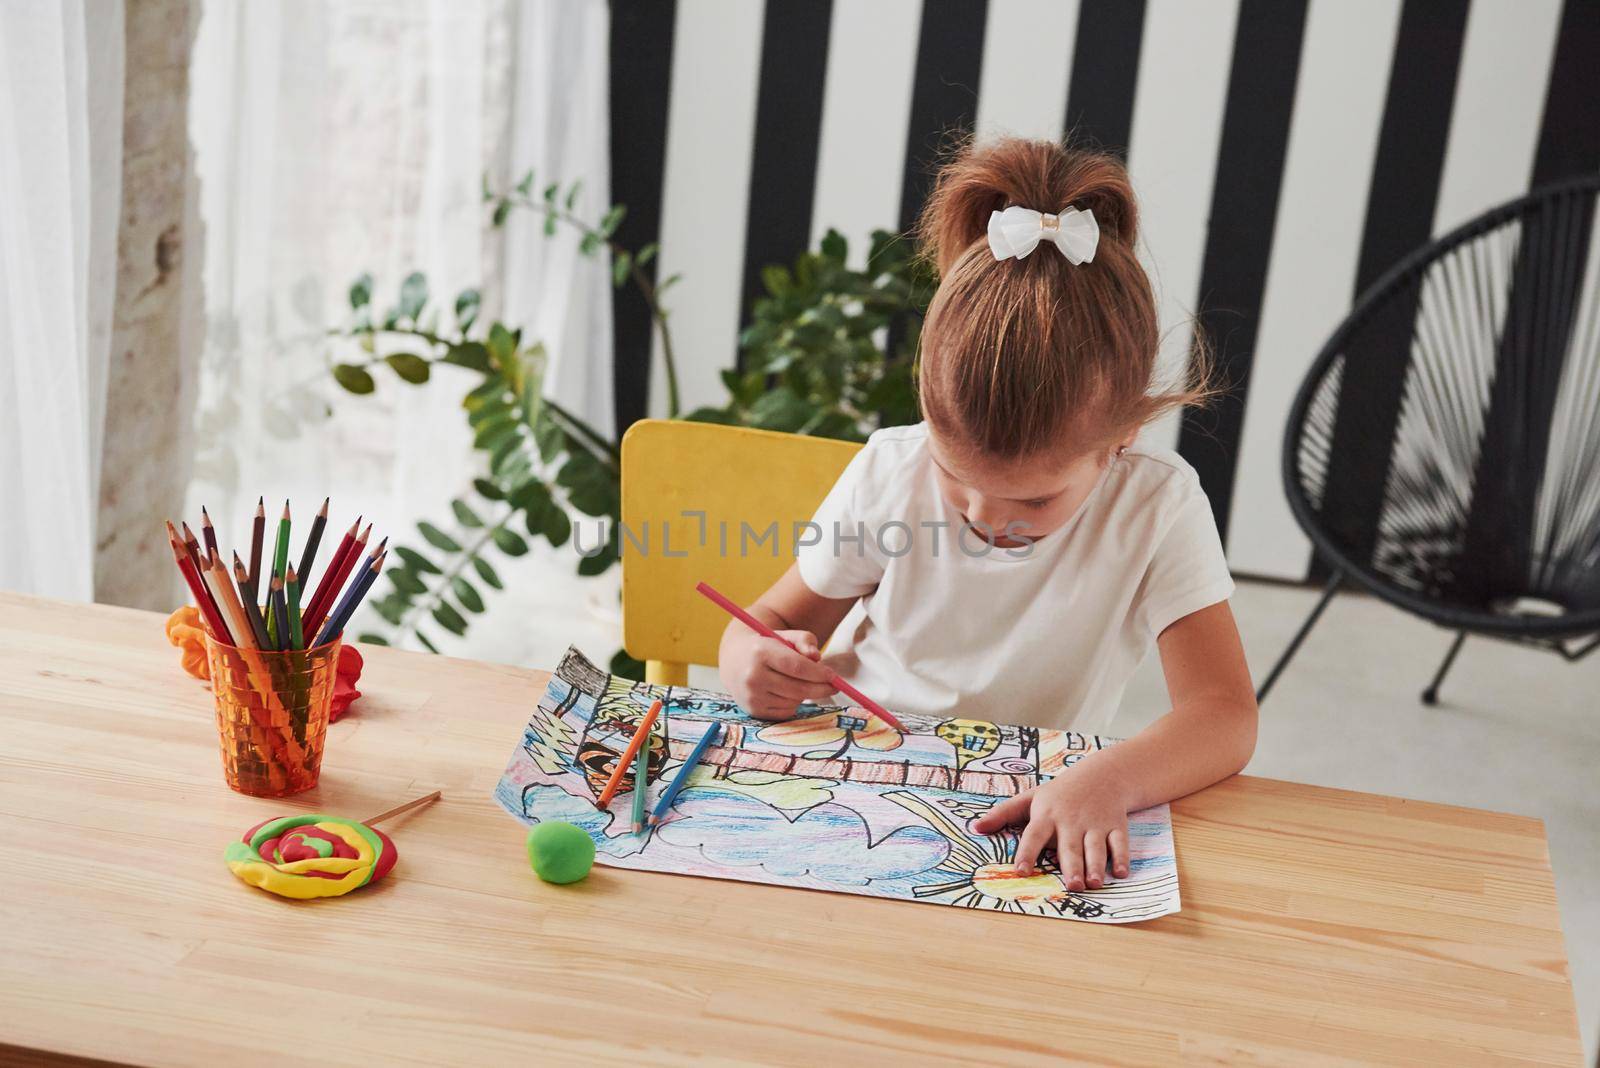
[359,522,373,540]
[286,565,298,582]
[256,497,264,514]
[282,500,291,518]
[319,496,330,514]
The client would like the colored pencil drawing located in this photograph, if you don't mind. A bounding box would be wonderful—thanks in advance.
[494,647,1180,923]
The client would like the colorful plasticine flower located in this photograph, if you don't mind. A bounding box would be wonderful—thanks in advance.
[757,709,903,754]
[165,605,211,681]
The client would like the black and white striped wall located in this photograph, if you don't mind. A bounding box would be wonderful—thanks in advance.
[608,0,1599,581]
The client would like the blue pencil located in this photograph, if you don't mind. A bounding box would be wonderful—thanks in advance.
[312,550,384,647]
[648,722,722,826]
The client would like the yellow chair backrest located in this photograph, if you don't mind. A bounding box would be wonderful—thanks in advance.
[619,419,862,684]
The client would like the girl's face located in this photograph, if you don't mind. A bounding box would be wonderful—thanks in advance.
[926,428,1125,547]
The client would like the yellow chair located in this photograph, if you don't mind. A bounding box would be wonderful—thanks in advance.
[619,419,862,685]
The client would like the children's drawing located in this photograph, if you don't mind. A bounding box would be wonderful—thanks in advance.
[494,647,1180,924]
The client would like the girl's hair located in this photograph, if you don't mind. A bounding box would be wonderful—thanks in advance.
[916,136,1210,459]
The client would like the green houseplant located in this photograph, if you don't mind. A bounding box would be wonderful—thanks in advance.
[326,173,932,672]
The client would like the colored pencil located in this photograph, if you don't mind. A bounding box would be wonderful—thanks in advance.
[297,496,329,583]
[311,550,384,647]
[306,532,383,642]
[631,725,651,833]
[596,698,662,809]
[231,552,271,649]
[694,581,906,731]
[204,554,254,650]
[649,721,723,825]
[268,576,290,651]
[266,501,291,645]
[166,522,231,641]
[302,515,359,633]
[304,519,366,638]
[200,506,219,561]
[180,521,205,575]
[248,496,265,603]
[285,565,305,651]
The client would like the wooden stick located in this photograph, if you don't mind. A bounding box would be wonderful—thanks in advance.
[364,791,442,827]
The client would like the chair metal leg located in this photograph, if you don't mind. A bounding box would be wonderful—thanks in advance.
[1255,570,1343,704]
[1420,631,1467,705]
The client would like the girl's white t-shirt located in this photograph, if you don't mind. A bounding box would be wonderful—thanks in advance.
[796,423,1234,734]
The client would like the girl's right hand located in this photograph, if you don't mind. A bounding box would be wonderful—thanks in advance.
[720,627,839,720]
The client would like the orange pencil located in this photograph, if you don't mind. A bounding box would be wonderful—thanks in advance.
[595,699,663,809]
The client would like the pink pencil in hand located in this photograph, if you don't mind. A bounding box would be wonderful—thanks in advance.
[695,581,906,732]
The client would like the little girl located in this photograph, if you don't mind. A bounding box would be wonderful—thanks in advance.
[718,137,1257,895]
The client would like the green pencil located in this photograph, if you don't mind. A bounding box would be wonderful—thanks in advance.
[631,728,650,834]
[285,565,305,651]
[266,500,291,645]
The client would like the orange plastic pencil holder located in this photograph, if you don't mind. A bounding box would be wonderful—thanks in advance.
[204,634,341,797]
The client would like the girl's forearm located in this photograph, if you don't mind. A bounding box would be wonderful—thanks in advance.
[1072,698,1257,813]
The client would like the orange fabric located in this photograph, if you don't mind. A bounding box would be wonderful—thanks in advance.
[164,606,210,681]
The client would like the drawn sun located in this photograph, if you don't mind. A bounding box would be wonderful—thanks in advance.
[883,790,1104,919]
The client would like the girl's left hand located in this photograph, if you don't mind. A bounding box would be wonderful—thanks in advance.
[970,764,1132,890]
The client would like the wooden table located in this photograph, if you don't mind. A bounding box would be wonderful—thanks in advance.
[0,594,1581,1066]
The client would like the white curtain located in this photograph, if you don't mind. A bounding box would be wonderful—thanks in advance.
[185,0,613,659]
[0,2,124,600]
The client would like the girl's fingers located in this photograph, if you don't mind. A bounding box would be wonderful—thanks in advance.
[767,642,835,684]
[749,693,804,721]
[777,629,821,659]
[1058,825,1086,891]
[1012,816,1053,875]
[1083,831,1108,890]
[763,675,838,706]
[973,792,1031,833]
[1108,825,1130,880]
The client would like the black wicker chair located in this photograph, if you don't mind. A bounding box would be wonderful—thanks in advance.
[1257,174,1600,704]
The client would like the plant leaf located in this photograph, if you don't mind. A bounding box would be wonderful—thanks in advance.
[385,353,431,384]
[609,648,646,681]
[473,555,503,589]
[542,504,571,548]
[451,499,484,528]
[333,364,376,395]
[348,272,374,310]
[515,169,535,196]
[417,521,462,553]
[388,569,427,596]
[636,242,658,268]
[432,601,468,636]
[398,272,428,321]
[392,546,441,575]
[611,250,632,288]
[599,204,627,236]
[356,632,390,646]
[455,287,481,331]
[565,180,583,210]
[492,527,529,557]
[473,477,505,501]
[451,576,485,613]
[492,200,511,227]
[415,630,440,654]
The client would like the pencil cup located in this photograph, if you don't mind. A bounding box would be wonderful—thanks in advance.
[204,635,341,797]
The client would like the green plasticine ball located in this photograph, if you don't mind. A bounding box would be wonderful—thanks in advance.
[526,821,596,884]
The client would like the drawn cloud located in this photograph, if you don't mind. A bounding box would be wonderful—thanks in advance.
[655,786,950,886]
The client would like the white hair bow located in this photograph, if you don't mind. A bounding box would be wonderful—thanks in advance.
[987,204,1099,265]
